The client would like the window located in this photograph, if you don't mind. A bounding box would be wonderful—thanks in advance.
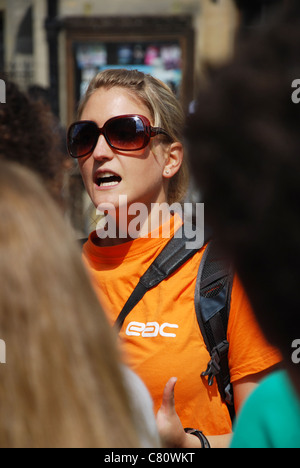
[64,16,195,122]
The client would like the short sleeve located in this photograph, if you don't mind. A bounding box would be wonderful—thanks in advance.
[227,276,282,383]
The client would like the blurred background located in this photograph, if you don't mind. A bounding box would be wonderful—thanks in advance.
[0,0,285,236]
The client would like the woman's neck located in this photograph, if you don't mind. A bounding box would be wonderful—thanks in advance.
[94,202,173,247]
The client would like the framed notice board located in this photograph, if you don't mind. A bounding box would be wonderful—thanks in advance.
[64,16,195,124]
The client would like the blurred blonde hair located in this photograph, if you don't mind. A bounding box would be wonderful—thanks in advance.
[0,161,144,448]
[78,68,189,204]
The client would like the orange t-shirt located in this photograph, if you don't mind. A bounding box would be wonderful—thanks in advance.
[83,216,281,435]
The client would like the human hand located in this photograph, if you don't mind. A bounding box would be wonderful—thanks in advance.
[156,377,186,448]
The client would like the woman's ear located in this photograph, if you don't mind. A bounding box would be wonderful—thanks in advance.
[163,142,184,179]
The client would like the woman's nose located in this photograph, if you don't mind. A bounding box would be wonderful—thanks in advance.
[92,134,115,162]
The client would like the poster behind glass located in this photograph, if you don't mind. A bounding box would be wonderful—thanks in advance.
[74,41,182,102]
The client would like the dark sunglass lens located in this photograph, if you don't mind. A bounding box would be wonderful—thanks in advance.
[68,122,97,158]
[107,117,146,150]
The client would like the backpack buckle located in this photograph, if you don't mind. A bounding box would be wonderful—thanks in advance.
[201,340,229,387]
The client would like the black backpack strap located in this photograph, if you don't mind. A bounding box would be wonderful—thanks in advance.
[114,223,203,331]
[195,240,235,420]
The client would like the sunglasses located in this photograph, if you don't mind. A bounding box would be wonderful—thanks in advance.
[67,114,172,158]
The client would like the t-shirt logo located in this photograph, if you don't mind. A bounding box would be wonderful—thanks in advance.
[125,321,178,338]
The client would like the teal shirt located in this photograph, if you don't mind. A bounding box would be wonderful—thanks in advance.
[231,370,300,448]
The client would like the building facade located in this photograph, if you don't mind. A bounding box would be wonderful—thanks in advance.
[0,0,239,125]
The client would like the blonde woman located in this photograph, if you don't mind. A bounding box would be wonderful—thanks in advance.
[0,160,159,448]
[67,68,281,448]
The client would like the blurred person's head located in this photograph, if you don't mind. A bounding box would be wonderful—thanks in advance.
[0,160,144,448]
[0,77,68,208]
[186,3,300,393]
[233,0,285,29]
[72,68,188,210]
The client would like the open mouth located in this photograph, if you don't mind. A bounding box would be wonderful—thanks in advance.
[95,172,122,188]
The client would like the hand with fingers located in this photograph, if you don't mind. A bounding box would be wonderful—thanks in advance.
[156,377,187,448]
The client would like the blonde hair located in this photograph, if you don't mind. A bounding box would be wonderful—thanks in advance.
[78,68,189,204]
[0,161,145,448]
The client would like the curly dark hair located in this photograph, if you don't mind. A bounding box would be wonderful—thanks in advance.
[186,3,300,380]
[0,76,67,205]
